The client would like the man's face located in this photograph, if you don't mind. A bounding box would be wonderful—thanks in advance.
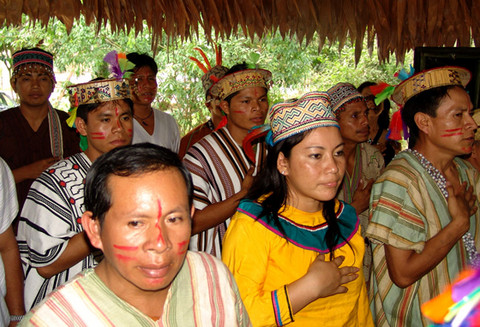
[221,86,268,137]
[93,169,192,295]
[425,86,476,156]
[79,100,133,161]
[11,65,54,107]
[337,100,369,144]
[130,66,157,106]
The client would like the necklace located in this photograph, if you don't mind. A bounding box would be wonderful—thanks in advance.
[407,149,480,267]
[134,109,153,126]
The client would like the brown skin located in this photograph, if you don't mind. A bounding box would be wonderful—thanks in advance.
[0,226,25,326]
[130,66,157,135]
[384,87,477,288]
[191,87,268,235]
[337,101,374,215]
[10,66,60,183]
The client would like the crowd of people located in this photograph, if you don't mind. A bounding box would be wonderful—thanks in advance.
[0,46,478,327]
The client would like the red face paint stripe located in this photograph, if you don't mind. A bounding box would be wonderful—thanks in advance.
[156,199,165,245]
[113,245,139,251]
[91,132,105,135]
[115,254,136,261]
[177,240,188,255]
[91,137,106,139]
[440,132,463,137]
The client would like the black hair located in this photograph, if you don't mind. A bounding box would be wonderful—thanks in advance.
[84,143,193,225]
[378,98,391,130]
[402,85,457,148]
[246,129,348,259]
[126,52,158,74]
[357,81,376,93]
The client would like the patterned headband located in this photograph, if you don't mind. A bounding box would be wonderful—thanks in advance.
[210,68,272,100]
[392,66,471,105]
[326,83,363,116]
[269,91,339,145]
[12,49,56,82]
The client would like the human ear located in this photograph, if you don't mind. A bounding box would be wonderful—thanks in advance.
[220,100,230,116]
[414,112,431,134]
[10,79,16,93]
[81,211,103,250]
[277,152,289,176]
[75,117,88,136]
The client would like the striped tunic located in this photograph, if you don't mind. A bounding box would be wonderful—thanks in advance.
[366,151,480,327]
[19,251,251,327]
[17,152,99,310]
[183,127,267,258]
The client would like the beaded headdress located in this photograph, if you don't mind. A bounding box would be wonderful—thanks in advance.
[11,48,56,83]
[210,67,272,101]
[189,45,229,95]
[474,111,480,141]
[326,83,364,116]
[392,66,471,105]
[268,91,338,145]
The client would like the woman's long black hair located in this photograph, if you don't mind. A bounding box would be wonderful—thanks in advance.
[246,129,346,258]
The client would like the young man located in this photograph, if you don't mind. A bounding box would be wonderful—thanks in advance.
[327,82,385,284]
[19,143,250,326]
[16,78,133,310]
[366,66,479,327]
[0,48,79,225]
[183,63,271,258]
[179,46,229,158]
[127,52,180,152]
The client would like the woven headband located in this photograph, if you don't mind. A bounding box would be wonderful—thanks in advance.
[210,68,272,100]
[269,91,339,145]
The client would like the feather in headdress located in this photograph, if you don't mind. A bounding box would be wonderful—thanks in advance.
[242,124,270,164]
[103,50,135,80]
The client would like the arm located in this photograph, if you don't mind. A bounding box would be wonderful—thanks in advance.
[36,231,91,279]
[0,226,25,325]
[383,182,475,288]
[222,214,358,326]
[12,158,58,183]
[350,179,374,215]
[191,167,254,235]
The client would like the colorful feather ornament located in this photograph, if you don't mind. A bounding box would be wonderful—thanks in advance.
[242,124,271,164]
[103,50,135,80]
[422,268,480,326]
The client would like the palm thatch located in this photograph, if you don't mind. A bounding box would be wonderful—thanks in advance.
[0,0,477,63]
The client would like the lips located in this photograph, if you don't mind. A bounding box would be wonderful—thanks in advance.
[138,264,171,279]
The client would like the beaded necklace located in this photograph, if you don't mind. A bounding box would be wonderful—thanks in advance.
[407,149,480,267]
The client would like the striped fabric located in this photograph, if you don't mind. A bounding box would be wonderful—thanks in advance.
[17,152,99,310]
[20,252,251,326]
[183,127,267,258]
[366,151,480,327]
[337,142,384,285]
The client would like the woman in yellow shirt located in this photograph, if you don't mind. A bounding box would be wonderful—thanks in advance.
[222,91,373,326]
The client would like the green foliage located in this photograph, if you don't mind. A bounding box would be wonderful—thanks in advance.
[0,16,412,135]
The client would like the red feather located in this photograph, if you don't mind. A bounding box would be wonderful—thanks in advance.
[194,47,211,70]
[388,110,403,141]
[369,82,391,96]
[215,44,222,66]
[189,57,208,73]
[242,125,270,163]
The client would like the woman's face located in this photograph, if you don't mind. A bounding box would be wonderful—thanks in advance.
[278,126,346,213]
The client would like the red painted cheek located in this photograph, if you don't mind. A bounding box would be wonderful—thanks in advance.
[127,129,133,137]
[177,240,188,255]
[441,128,463,137]
[115,254,137,262]
[233,110,246,114]
[441,132,463,137]
[113,245,139,251]
[444,128,462,132]
[155,200,165,245]
[91,132,105,139]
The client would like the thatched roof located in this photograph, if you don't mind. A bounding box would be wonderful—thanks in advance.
[1,0,477,63]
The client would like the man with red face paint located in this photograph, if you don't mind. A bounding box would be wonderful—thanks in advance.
[366,67,480,327]
[327,82,385,286]
[127,52,180,152]
[17,77,134,310]
[183,63,271,258]
[19,143,250,326]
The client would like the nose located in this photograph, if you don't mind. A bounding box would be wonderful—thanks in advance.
[466,113,477,130]
[144,221,171,254]
[325,154,340,174]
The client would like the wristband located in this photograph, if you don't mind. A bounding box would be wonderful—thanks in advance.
[10,315,24,322]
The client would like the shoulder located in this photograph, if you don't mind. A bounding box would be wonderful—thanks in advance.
[154,109,177,124]
[185,251,233,277]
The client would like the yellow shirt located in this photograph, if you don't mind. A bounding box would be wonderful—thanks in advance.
[222,199,373,327]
